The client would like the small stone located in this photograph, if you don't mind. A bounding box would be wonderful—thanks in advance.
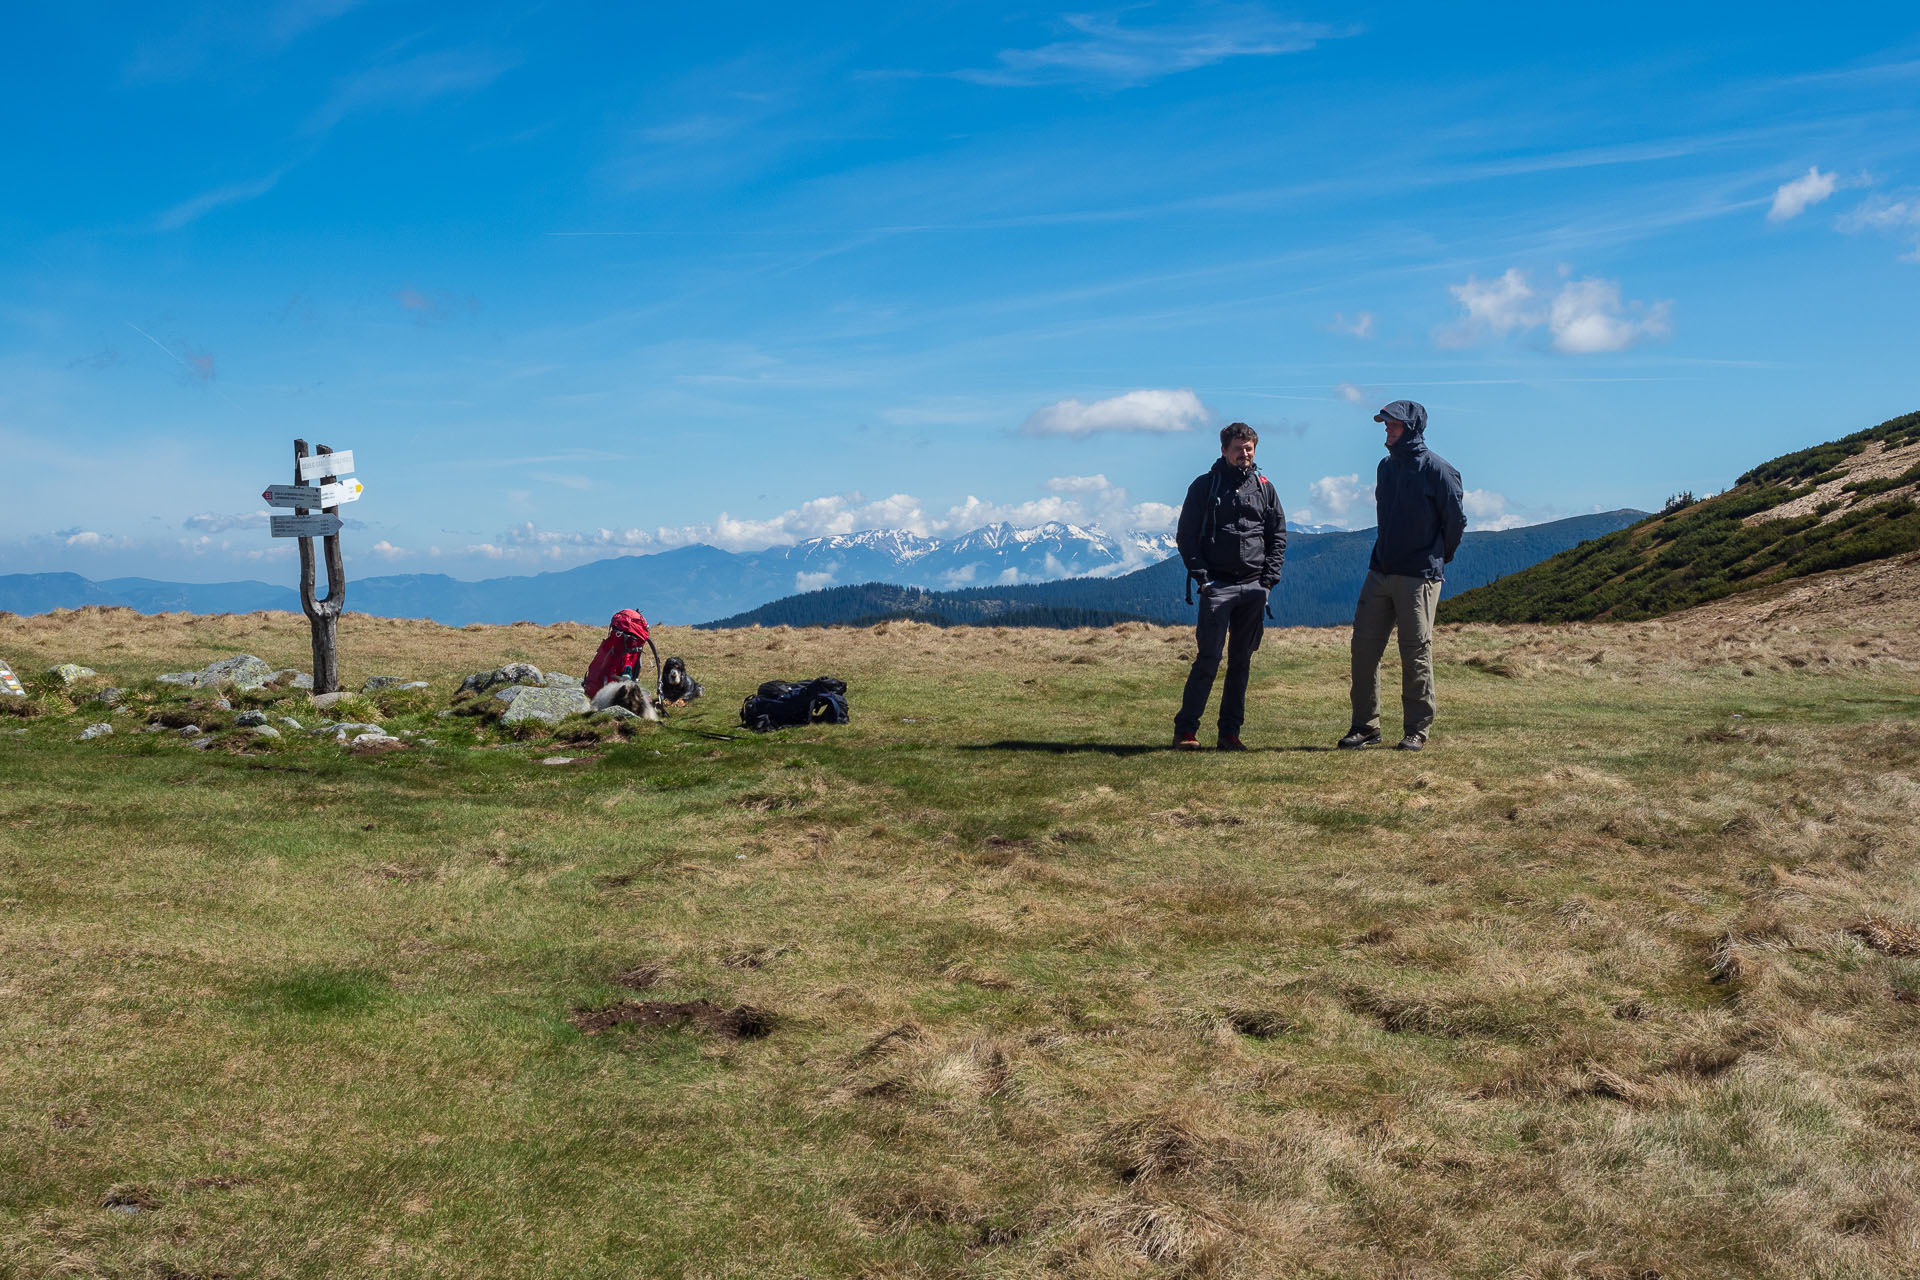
[77,723,113,740]
[541,673,582,690]
[310,691,352,711]
[247,725,282,739]
[278,716,303,730]
[540,756,577,765]
[360,676,415,693]
[142,724,165,734]
[311,722,383,737]
[349,734,406,756]
[97,687,125,705]
[210,698,233,712]
[397,681,429,691]
[459,663,543,695]
[594,705,642,722]
[46,663,97,685]
[191,737,214,750]
[177,725,202,738]
[157,672,203,687]
[235,710,268,728]
[415,738,439,747]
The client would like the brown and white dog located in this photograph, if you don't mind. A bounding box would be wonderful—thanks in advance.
[591,679,659,720]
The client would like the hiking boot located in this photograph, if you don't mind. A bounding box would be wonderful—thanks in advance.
[1173,730,1202,750]
[1395,735,1426,752]
[1217,735,1247,752]
[1336,728,1382,750]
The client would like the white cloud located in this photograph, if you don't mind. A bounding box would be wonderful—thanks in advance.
[1768,166,1839,222]
[952,12,1348,89]
[369,540,408,559]
[1439,268,1672,354]
[940,563,982,587]
[1438,268,1538,347]
[1022,388,1209,437]
[1334,381,1366,405]
[1547,276,1673,354]
[1295,474,1371,529]
[157,169,287,230]
[1462,489,1527,531]
[1838,194,1920,262]
[1330,311,1375,339]
[794,569,835,591]
[183,510,272,533]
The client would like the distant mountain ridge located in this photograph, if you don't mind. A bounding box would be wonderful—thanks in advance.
[1441,410,1920,624]
[705,511,1649,629]
[0,512,1648,629]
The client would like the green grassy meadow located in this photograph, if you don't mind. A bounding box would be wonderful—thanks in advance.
[4,601,1920,1278]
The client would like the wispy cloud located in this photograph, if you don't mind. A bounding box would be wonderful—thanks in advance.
[1022,387,1209,436]
[306,47,515,133]
[1329,311,1375,338]
[184,511,272,534]
[157,168,287,230]
[945,9,1352,89]
[1768,166,1840,222]
[1837,193,1920,263]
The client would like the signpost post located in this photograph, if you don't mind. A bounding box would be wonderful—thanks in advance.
[286,441,353,693]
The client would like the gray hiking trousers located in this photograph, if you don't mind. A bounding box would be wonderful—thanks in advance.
[1175,579,1267,738]
[1349,570,1441,740]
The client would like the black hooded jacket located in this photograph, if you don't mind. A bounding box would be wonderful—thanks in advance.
[1369,403,1467,581]
[1176,459,1286,589]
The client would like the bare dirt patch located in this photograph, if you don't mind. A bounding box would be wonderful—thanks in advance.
[569,999,776,1039]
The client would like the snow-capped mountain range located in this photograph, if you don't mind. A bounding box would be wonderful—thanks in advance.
[0,518,1341,625]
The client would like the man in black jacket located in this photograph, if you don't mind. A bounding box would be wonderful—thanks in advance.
[1173,422,1286,750]
[1338,400,1467,752]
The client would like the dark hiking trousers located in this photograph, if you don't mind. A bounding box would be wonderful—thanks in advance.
[1174,580,1267,738]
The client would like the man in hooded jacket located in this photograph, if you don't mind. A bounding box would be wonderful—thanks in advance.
[1338,400,1466,752]
[1172,422,1285,750]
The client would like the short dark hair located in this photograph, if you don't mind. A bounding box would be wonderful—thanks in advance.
[1220,422,1258,448]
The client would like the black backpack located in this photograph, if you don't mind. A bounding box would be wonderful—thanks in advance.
[739,677,849,732]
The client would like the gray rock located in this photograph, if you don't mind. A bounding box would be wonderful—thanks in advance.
[247,725,282,740]
[97,687,125,705]
[542,672,582,689]
[396,681,429,691]
[77,723,113,740]
[310,691,353,711]
[234,710,269,728]
[177,725,202,738]
[157,672,203,687]
[190,737,214,750]
[360,676,415,693]
[210,697,232,712]
[311,721,384,737]
[278,716,304,730]
[494,685,526,705]
[435,709,456,719]
[267,670,314,690]
[46,663,97,685]
[594,705,642,722]
[142,724,165,734]
[201,655,276,690]
[499,687,591,727]
[459,663,543,695]
[415,738,439,747]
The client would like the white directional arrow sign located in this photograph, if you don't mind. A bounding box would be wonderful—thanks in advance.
[318,478,364,506]
[297,450,355,481]
[271,513,342,538]
[263,484,323,508]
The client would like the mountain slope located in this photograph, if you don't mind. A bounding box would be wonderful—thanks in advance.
[1440,410,1920,624]
[703,511,1648,628]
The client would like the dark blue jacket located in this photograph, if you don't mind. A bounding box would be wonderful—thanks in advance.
[1369,411,1466,581]
[1176,460,1285,588]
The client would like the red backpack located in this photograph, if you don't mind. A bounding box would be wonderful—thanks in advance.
[585,608,657,697]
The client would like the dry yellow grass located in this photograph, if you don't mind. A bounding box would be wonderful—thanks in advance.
[2,562,1920,1277]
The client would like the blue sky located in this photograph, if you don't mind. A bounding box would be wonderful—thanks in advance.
[3,1,1917,582]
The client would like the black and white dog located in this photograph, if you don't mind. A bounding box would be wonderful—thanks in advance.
[660,656,703,706]
[591,679,658,720]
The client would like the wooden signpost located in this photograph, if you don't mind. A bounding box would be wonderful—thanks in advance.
[279,441,358,694]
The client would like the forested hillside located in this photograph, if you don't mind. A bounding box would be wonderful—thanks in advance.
[1441,410,1920,624]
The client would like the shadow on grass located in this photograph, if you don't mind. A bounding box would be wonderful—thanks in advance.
[961,740,1333,756]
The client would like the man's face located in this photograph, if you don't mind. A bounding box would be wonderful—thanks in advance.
[1221,436,1256,468]
[1381,417,1407,447]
